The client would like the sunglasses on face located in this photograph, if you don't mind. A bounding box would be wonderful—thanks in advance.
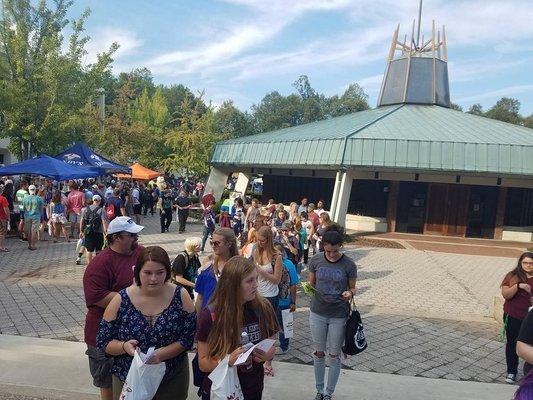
[210,240,222,247]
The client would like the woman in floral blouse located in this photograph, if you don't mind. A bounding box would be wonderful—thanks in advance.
[97,246,196,400]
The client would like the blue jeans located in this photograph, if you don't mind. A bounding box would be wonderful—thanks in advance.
[201,227,213,251]
[309,311,346,396]
[276,304,290,351]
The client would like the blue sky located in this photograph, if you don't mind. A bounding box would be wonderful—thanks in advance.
[69,0,533,115]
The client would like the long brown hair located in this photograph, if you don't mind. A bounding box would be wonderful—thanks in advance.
[207,256,278,360]
[253,226,278,264]
[502,251,533,286]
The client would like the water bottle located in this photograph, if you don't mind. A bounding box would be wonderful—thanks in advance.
[240,331,253,371]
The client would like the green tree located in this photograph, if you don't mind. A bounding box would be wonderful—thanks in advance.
[450,103,463,111]
[0,0,117,159]
[523,114,533,129]
[214,100,256,138]
[325,83,369,117]
[467,103,484,116]
[485,97,522,125]
[163,97,224,176]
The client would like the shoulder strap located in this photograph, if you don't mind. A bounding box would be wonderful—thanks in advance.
[182,251,190,269]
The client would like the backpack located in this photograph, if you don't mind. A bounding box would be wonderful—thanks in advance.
[83,207,102,235]
[277,258,291,300]
[342,299,368,356]
[53,202,65,215]
[105,202,117,221]
[171,251,190,284]
[203,212,216,231]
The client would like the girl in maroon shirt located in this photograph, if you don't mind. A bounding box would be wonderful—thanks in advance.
[501,251,533,384]
[196,256,278,400]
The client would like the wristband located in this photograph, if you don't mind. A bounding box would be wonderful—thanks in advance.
[122,341,127,353]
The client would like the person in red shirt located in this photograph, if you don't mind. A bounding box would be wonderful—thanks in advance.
[66,182,86,238]
[307,203,320,228]
[83,216,145,400]
[500,251,533,384]
[201,189,216,210]
[0,185,10,252]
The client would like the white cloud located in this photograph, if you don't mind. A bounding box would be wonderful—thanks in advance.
[456,85,533,103]
[84,27,143,65]
[144,0,358,77]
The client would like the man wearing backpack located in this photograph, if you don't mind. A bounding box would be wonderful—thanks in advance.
[159,189,173,233]
[103,188,125,232]
[80,195,105,265]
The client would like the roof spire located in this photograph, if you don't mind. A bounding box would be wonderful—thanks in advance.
[376,1,451,108]
[416,0,423,49]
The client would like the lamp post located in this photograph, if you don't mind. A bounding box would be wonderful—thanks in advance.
[95,87,105,136]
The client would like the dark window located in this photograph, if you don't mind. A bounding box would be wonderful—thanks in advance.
[505,188,533,227]
[261,175,335,206]
[396,181,428,233]
[347,180,389,218]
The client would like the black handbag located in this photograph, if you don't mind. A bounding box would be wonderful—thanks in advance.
[342,298,368,355]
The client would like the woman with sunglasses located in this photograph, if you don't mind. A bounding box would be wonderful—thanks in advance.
[97,246,196,400]
[196,256,279,400]
[195,227,239,313]
[501,251,533,384]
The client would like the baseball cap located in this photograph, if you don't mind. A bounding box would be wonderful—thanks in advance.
[107,216,144,235]
[92,184,99,190]
[28,185,36,194]
[92,194,102,202]
[308,203,316,210]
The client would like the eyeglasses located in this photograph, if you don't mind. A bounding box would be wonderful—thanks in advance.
[210,240,222,247]
[522,261,533,266]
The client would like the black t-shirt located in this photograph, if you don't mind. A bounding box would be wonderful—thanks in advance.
[518,309,533,375]
[171,252,200,298]
[175,195,191,209]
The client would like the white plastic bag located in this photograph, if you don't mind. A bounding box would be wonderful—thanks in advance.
[209,355,244,400]
[120,349,166,400]
[281,309,294,339]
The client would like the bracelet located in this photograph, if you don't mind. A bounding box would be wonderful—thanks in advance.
[122,341,127,353]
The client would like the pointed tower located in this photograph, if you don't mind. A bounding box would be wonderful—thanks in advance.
[377,1,450,108]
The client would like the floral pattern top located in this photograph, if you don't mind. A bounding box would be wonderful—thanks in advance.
[97,286,196,381]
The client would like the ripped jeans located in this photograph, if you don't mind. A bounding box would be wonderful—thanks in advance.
[309,311,346,396]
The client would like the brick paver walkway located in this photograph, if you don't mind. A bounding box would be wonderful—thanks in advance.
[0,214,518,383]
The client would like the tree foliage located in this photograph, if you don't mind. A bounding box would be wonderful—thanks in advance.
[0,0,117,159]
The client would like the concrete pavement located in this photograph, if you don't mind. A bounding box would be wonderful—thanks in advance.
[0,334,516,400]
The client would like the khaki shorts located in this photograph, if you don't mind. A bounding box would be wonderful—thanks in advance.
[24,219,39,235]
[0,220,7,236]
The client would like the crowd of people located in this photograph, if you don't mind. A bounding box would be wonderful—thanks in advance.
[81,189,358,400]
[0,175,206,263]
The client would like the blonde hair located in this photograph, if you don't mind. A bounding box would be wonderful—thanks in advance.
[184,237,202,253]
[253,226,278,264]
[212,227,238,269]
[207,256,278,360]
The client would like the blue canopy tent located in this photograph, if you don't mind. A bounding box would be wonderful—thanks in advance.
[0,155,101,181]
[53,142,130,174]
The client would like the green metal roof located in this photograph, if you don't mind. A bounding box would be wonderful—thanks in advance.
[211,104,533,175]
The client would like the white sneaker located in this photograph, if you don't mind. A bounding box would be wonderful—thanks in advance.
[505,373,516,384]
[76,256,81,265]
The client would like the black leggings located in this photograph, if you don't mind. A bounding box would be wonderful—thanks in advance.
[505,313,524,374]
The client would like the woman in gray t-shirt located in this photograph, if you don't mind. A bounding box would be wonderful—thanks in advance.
[308,229,357,400]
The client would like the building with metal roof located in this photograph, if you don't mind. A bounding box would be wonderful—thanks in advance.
[206,10,533,242]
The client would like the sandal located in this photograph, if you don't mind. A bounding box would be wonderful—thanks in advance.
[0,248,9,252]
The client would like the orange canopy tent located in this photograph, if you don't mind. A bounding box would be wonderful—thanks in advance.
[115,163,161,180]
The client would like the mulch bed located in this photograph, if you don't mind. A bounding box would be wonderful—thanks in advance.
[347,235,405,249]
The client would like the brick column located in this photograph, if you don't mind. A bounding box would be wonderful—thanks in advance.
[386,180,400,232]
[493,187,508,240]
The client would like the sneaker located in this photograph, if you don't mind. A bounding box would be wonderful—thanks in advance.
[323,396,332,400]
[76,256,81,265]
[505,373,516,384]
[313,394,323,400]
[276,348,288,355]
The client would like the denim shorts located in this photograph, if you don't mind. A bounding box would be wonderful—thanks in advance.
[85,345,113,389]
